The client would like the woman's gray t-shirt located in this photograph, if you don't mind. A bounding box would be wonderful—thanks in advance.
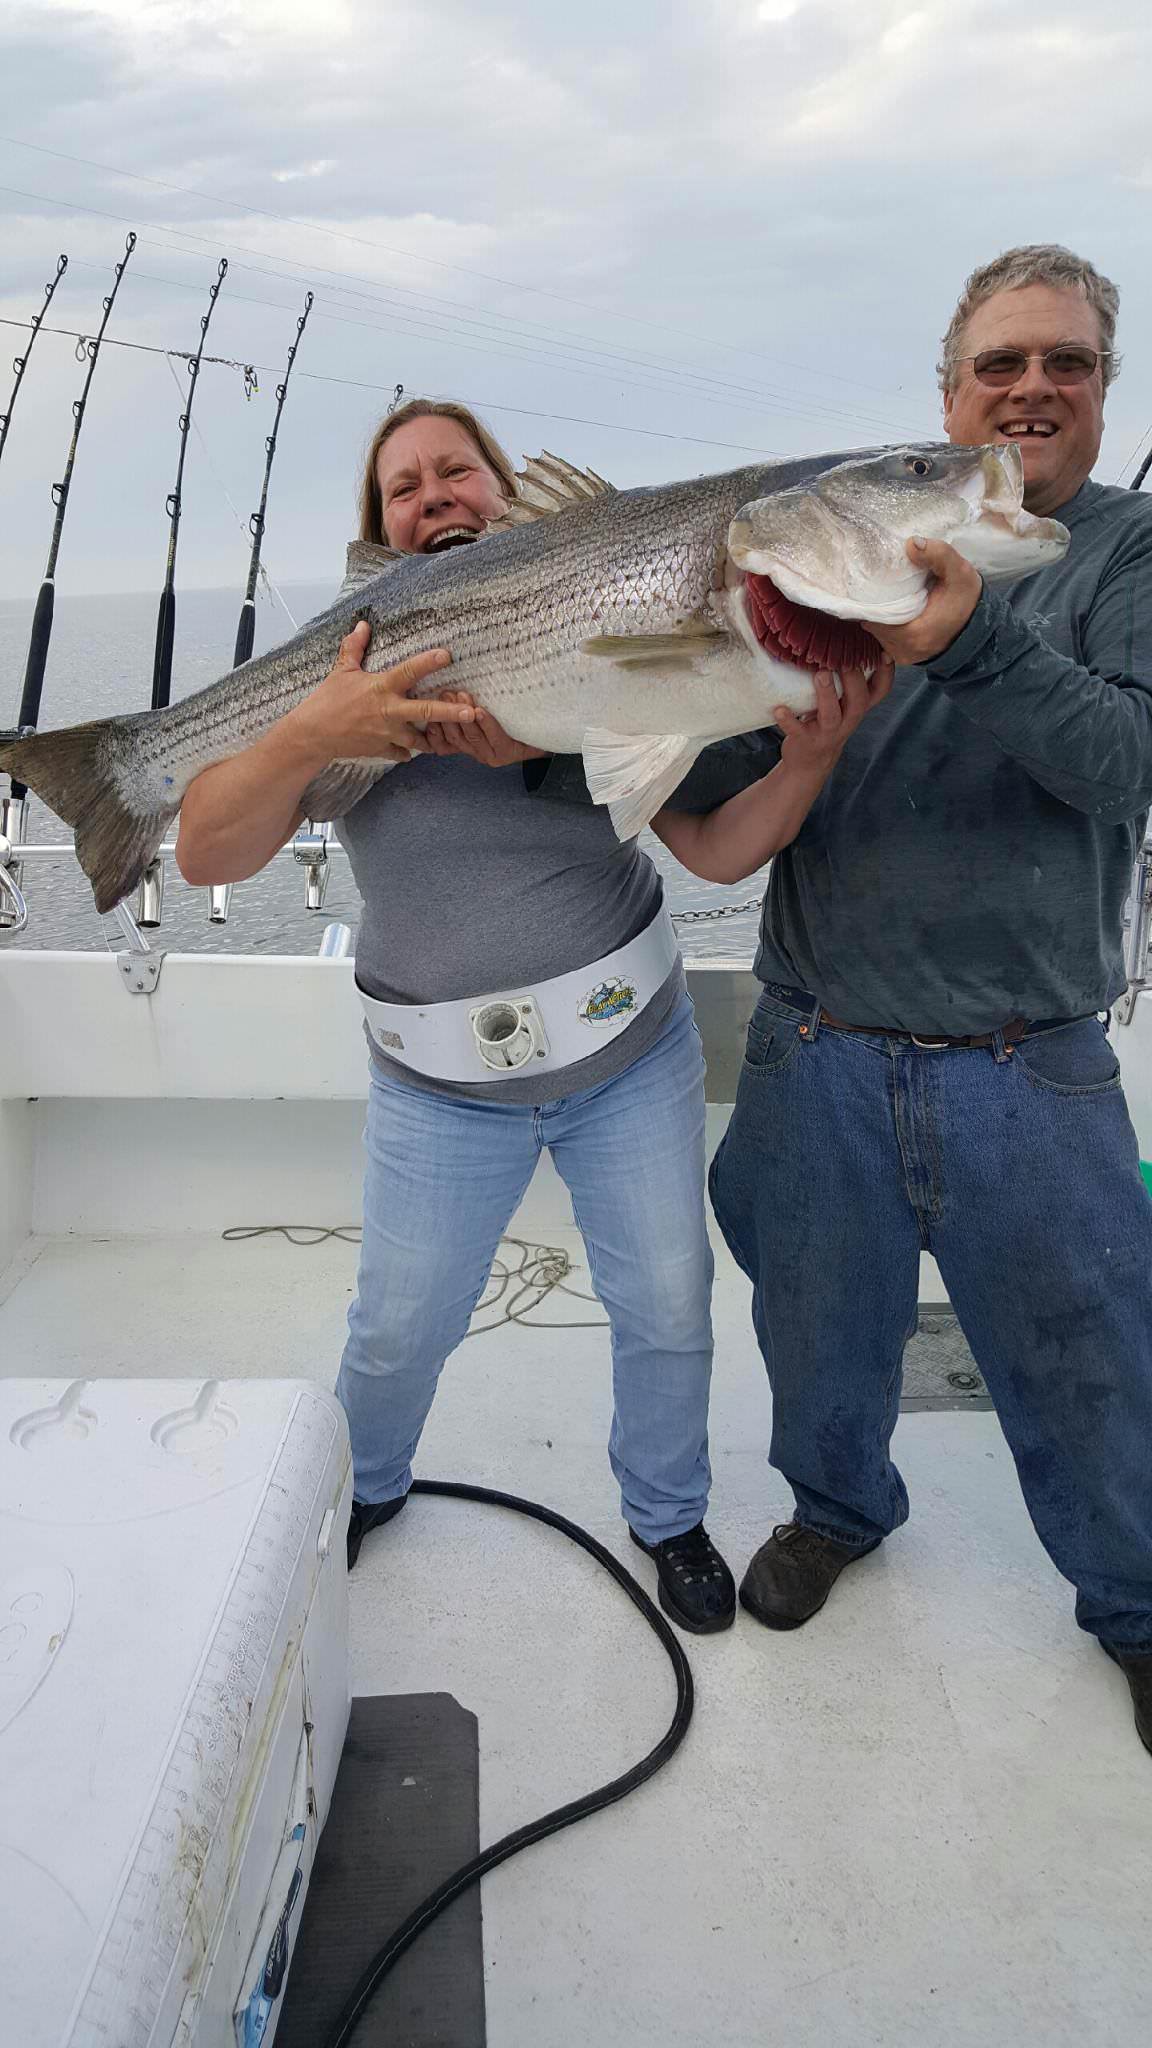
[336,754,682,1102]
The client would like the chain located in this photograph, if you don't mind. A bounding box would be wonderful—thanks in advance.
[672,897,762,923]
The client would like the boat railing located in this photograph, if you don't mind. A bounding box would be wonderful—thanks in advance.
[0,817,342,936]
[0,813,765,946]
[13,795,1144,1029]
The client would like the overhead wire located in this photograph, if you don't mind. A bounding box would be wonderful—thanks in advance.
[1116,422,1152,486]
[0,132,905,399]
[0,171,926,440]
[5,184,928,442]
[70,248,926,445]
[115,241,925,440]
[0,315,798,457]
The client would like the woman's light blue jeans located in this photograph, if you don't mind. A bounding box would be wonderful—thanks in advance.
[710,986,1152,1654]
[336,994,715,1543]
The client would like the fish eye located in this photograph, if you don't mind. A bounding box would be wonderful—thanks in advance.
[905,456,934,479]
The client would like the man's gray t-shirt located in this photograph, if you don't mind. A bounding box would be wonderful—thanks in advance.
[626,476,1152,1036]
[337,755,682,1102]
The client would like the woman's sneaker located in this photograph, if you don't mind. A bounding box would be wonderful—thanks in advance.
[630,1521,736,1634]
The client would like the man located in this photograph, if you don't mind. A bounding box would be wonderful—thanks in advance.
[412,245,1152,1747]
[699,244,1152,1757]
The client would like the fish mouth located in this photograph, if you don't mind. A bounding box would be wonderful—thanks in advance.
[421,526,482,555]
[742,573,884,673]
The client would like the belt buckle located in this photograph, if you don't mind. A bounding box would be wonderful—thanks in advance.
[910,1033,952,1049]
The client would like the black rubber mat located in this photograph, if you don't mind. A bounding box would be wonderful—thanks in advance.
[279,1691,485,2047]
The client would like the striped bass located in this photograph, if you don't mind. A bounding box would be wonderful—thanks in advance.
[0,440,1067,912]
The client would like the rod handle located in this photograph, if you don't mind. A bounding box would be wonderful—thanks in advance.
[233,600,256,669]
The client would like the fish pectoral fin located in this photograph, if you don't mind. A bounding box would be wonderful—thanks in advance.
[581,729,704,841]
[487,450,615,529]
[339,539,407,594]
[580,624,725,667]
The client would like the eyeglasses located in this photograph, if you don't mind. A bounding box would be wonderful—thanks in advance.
[951,346,1117,388]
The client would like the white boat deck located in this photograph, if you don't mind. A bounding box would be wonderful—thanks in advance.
[3,1214,1148,2048]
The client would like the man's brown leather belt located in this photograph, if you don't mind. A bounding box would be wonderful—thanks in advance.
[817,1011,1032,1050]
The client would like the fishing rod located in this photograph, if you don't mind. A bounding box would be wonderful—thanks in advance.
[151,257,228,711]
[9,235,137,803]
[0,251,68,474]
[232,291,313,668]
[1131,443,1152,492]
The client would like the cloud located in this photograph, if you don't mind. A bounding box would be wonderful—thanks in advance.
[271,161,338,184]
[1,0,1150,596]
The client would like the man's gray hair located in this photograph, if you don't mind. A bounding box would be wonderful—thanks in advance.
[938,244,1120,393]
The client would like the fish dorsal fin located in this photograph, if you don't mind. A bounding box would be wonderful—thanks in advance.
[339,538,407,595]
[488,449,615,530]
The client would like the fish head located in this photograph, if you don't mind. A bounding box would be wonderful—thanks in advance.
[725,442,1070,672]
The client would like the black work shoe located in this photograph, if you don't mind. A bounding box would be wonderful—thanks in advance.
[347,1492,409,1570]
[1103,1644,1152,1756]
[629,1521,736,1634]
[739,1520,881,1630]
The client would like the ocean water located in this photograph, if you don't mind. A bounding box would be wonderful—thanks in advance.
[0,583,767,959]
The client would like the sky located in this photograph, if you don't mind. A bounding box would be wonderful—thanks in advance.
[1,0,1151,611]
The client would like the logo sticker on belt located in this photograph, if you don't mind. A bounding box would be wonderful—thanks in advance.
[578,978,638,1026]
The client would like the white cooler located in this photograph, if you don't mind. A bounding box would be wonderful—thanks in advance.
[0,1378,352,2048]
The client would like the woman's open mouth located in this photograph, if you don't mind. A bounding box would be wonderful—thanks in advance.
[422,526,482,554]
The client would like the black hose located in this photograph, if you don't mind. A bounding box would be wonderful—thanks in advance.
[322,1477,695,2048]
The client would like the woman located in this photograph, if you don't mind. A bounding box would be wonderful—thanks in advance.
[176,399,884,1634]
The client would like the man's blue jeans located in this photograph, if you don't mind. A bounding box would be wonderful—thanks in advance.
[336,994,715,1543]
[710,987,1152,1653]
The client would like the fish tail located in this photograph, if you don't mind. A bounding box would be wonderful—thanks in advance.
[0,719,176,914]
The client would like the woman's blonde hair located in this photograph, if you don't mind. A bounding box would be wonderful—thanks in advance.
[359,398,518,543]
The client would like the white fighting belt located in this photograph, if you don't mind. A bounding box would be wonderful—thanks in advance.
[357,904,681,1083]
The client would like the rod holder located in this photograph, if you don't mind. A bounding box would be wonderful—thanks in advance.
[208,882,233,924]
[135,858,165,930]
[0,796,28,927]
[318,922,352,959]
[0,831,29,935]
[293,825,331,911]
